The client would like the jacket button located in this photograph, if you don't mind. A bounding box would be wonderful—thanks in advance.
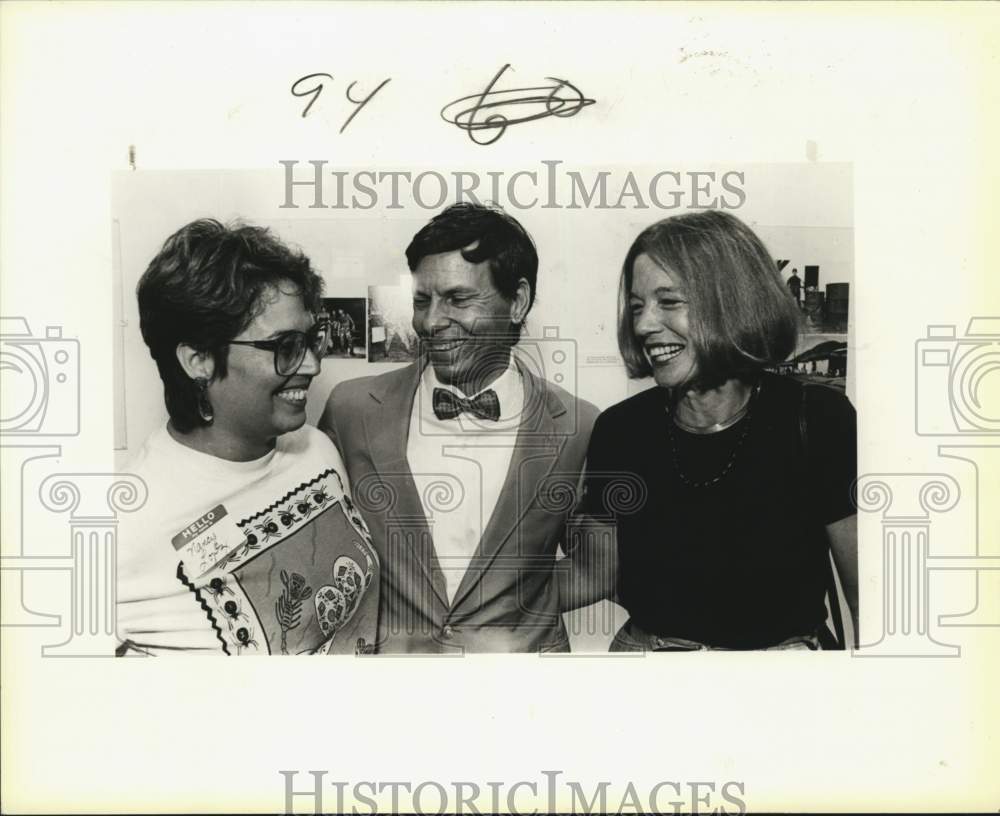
[442,625,454,639]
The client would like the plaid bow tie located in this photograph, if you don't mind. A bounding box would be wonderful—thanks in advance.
[432,387,501,422]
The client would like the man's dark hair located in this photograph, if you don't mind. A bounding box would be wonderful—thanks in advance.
[137,218,324,433]
[405,202,539,313]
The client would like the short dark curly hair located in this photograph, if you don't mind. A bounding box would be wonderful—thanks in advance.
[137,218,324,433]
[405,202,539,314]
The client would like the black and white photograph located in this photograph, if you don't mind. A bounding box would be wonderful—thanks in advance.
[322,296,367,359]
[766,232,854,389]
[108,163,858,658]
[2,3,997,814]
[367,284,419,363]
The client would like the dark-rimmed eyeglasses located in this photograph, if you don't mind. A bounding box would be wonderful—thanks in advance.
[227,318,331,376]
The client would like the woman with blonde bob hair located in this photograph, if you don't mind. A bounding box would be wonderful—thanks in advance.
[569,210,858,651]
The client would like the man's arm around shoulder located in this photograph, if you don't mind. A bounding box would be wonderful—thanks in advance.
[318,378,367,453]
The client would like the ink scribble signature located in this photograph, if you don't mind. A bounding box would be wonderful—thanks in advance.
[440,64,595,146]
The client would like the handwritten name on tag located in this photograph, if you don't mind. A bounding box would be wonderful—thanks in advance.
[171,505,241,579]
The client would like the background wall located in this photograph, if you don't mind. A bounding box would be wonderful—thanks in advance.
[112,164,855,652]
[113,163,854,462]
[7,5,995,812]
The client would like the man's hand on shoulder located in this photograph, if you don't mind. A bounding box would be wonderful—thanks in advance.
[317,380,348,448]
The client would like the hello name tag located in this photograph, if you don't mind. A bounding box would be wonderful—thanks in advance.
[171,504,242,579]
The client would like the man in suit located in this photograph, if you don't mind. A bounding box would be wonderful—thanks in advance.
[320,203,598,653]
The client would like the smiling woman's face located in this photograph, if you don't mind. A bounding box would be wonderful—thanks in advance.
[411,249,520,394]
[207,281,320,452]
[629,253,698,389]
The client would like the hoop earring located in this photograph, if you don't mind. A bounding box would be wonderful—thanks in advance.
[195,377,214,424]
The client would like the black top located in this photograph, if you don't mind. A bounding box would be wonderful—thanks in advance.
[580,373,857,648]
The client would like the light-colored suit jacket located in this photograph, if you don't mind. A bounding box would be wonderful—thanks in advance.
[318,359,598,653]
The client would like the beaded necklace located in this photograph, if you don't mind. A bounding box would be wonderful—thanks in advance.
[666,381,761,488]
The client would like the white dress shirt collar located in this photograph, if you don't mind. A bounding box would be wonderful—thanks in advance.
[418,355,525,429]
[407,355,526,604]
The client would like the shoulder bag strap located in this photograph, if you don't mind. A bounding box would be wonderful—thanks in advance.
[799,382,846,650]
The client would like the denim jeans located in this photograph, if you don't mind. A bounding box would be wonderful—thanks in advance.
[609,619,824,652]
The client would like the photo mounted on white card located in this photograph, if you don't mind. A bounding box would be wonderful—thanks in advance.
[4,4,998,814]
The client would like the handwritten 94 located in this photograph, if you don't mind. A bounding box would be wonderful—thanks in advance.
[291,64,595,146]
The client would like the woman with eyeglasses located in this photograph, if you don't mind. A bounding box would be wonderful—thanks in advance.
[116,219,379,656]
[567,210,858,651]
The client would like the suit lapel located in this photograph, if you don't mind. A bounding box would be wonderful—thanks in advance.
[449,366,567,612]
[363,361,450,611]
